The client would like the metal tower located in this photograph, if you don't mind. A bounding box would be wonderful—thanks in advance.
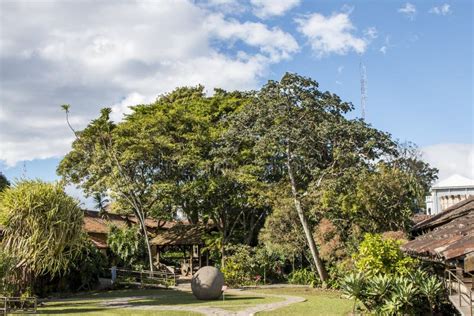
[360,61,367,120]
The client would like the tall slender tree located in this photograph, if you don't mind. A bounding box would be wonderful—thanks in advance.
[226,73,395,282]
[58,108,162,273]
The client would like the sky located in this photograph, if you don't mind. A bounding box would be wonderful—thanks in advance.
[0,0,473,205]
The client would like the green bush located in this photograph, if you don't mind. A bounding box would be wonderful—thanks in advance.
[353,233,418,276]
[288,268,320,286]
[107,225,146,269]
[221,244,256,287]
[221,244,284,287]
[0,249,17,295]
[0,180,85,295]
[341,270,445,315]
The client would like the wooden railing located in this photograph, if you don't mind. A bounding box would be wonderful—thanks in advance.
[0,296,37,315]
[113,267,176,287]
[445,269,473,316]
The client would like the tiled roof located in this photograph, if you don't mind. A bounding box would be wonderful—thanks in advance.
[402,197,474,261]
[83,210,172,234]
[150,224,210,246]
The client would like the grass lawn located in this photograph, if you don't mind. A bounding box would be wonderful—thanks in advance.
[254,287,353,316]
[38,288,284,315]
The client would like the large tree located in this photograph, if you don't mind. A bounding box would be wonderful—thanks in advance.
[58,107,168,272]
[58,87,267,268]
[227,73,395,282]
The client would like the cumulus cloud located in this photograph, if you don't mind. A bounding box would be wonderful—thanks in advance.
[398,3,417,20]
[205,13,299,62]
[250,0,301,19]
[0,0,299,166]
[295,12,367,58]
[429,4,451,16]
[421,143,474,181]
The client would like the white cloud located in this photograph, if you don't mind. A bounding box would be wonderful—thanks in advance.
[250,0,300,19]
[421,143,474,181]
[379,35,392,54]
[429,4,451,16]
[398,3,417,20]
[0,0,299,166]
[337,65,344,74]
[364,27,378,39]
[205,13,299,62]
[295,12,367,58]
[110,92,150,122]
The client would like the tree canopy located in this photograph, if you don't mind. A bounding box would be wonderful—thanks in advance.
[58,73,438,282]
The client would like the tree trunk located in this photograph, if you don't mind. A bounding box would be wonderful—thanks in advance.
[221,241,225,268]
[286,145,329,282]
[137,214,154,275]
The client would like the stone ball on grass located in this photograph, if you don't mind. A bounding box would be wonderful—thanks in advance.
[191,266,224,300]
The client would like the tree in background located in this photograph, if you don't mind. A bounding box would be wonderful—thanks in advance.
[59,87,270,268]
[0,172,9,192]
[0,180,84,295]
[389,142,438,212]
[258,187,306,264]
[228,73,395,282]
[58,107,162,273]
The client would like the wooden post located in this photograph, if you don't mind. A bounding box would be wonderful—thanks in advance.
[198,245,202,268]
[190,247,194,275]
[156,247,160,264]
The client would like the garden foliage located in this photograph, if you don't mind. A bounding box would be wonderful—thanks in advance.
[353,233,418,277]
[0,180,85,295]
[341,270,445,315]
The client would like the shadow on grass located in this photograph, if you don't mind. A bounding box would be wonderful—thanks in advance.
[39,289,271,314]
[39,308,108,314]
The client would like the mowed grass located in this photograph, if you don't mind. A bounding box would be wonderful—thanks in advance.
[38,288,283,315]
[254,287,353,316]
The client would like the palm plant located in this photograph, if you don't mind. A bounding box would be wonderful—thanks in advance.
[419,275,443,315]
[388,276,419,315]
[341,272,367,313]
[0,180,85,295]
[366,274,393,311]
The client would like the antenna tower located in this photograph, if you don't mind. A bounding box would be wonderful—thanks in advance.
[360,61,367,120]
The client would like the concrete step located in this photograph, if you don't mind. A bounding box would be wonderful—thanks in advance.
[449,294,473,316]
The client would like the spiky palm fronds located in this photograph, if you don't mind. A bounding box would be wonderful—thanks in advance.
[0,180,85,294]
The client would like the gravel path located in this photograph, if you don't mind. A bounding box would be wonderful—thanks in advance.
[100,289,306,316]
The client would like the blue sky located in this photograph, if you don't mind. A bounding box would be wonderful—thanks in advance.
[1,0,473,205]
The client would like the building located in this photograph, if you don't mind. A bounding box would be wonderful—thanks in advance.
[425,174,474,215]
[402,197,474,314]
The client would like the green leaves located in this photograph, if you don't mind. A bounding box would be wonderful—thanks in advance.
[341,271,444,315]
[107,225,146,269]
[0,180,85,294]
[353,233,419,277]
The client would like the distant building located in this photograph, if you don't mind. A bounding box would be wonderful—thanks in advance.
[425,174,474,215]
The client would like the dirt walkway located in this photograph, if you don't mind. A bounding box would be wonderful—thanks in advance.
[101,289,306,316]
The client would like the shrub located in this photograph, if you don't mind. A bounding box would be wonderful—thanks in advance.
[341,271,445,315]
[288,268,320,286]
[221,244,284,287]
[0,180,85,295]
[0,250,17,295]
[353,233,418,276]
[221,244,255,287]
[107,225,146,269]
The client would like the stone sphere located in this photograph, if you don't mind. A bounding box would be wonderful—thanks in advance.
[191,266,224,300]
